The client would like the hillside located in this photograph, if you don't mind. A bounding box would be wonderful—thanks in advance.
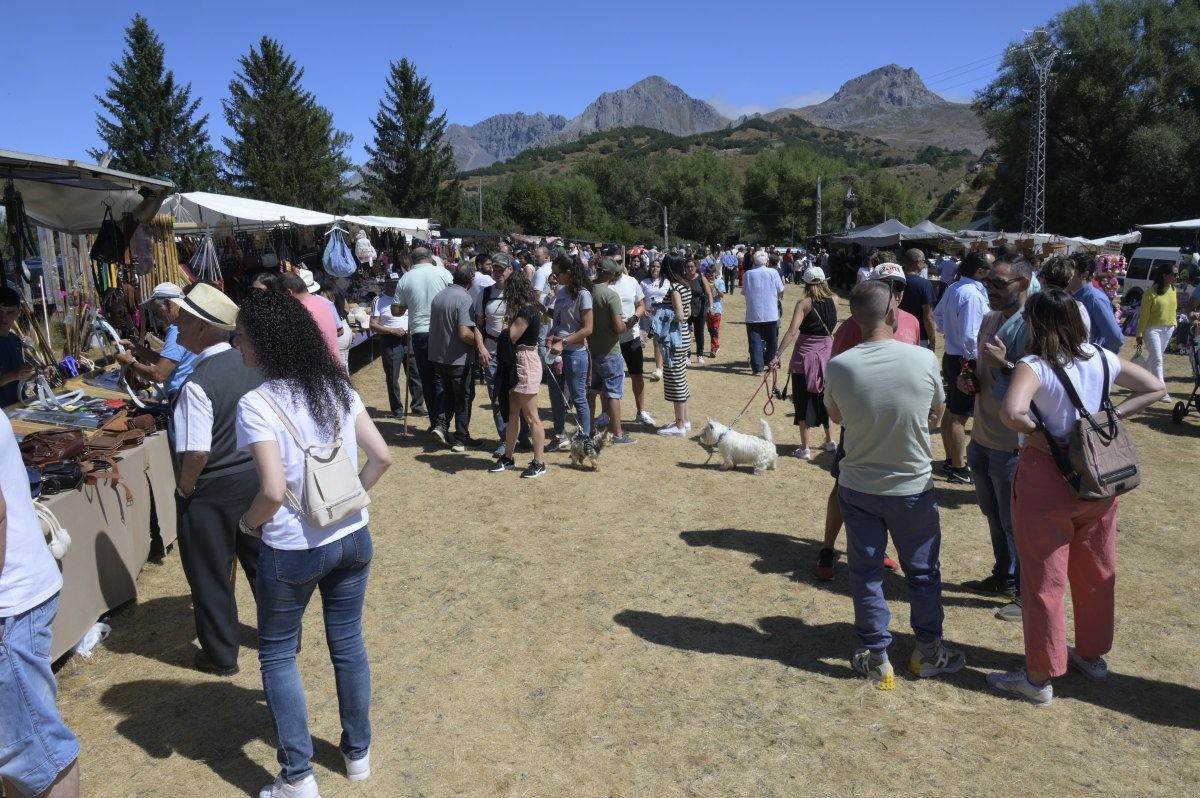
[462,114,979,221]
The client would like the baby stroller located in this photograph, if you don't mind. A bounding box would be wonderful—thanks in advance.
[1172,340,1200,425]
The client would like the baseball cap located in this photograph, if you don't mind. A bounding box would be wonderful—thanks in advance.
[598,257,622,275]
[801,266,827,284]
[869,263,906,284]
[143,282,184,305]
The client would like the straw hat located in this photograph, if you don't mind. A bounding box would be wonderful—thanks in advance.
[169,283,239,331]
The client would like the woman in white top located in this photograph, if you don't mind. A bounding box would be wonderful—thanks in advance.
[990,288,1163,706]
[640,259,669,379]
[234,289,392,798]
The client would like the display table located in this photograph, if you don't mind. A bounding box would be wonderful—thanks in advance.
[8,378,180,660]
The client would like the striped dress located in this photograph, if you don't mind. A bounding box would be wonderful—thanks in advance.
[663,282,692,402]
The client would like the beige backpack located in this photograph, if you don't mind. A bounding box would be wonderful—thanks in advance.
[256,390,371,527]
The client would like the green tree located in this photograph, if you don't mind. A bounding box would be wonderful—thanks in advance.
[648,151,740,244]
[742,148,845,242]
[221,37,352,211]
[975,0,1200,235]
[91,14,219,190]
[363,59,459,219]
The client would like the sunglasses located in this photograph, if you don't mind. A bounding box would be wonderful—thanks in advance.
[983,276,1022,289]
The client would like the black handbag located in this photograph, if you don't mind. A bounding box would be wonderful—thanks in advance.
[40,462,85,495]
[90,207,126,263]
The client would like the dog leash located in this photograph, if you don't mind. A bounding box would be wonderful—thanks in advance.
[704,367,778,463]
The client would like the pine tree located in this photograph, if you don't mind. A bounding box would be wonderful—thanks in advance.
[363,59,459,218]
[221,37,352,211]
[91,14,219,191]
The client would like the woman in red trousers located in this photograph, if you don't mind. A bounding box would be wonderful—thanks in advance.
[990,289,1163,705]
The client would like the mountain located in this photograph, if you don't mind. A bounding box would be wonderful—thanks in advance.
[766,64,989,155]
[447,112,568,171]
[448,76,728,170]
[557,76,728,140]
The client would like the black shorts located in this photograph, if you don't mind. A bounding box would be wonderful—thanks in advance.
[620,338,644,376]
[942,354,975,417]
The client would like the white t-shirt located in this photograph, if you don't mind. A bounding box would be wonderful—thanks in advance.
[236,382,369,551]
[0,413,62,616]
[1020,345,1122,442]
[611,274,645,343]
[641,277,670,309]
[469,272,496,308]
[475,282,507,355]
[371,293,409,331]
[531,263,553,300]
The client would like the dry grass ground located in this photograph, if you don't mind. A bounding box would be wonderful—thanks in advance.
[52,285,1199,797]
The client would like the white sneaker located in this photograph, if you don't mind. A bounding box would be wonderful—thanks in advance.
[636,410,657,426]
[821,440,837,452]
[698,356,706,365]
[260,774,320,798]
[1067,647,1108,682]
[793,447,812,460]
[986,668,1053,706]
[657,423,686,436]
[1159,394,1174,403]
[344,749,371,782]
[650,368,663,381]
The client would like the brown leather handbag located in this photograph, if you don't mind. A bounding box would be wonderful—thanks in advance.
[20,429,87,468]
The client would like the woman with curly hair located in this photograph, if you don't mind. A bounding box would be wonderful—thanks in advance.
[546,254,594,443]
[233,289,392,797]
[490,273,547,478]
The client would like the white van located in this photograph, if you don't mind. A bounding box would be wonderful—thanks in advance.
[1122,247,1193,299]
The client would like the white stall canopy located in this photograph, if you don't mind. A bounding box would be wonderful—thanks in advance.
[0,149,174,234]
[1138,218,1200,230]
[164,191,338,228]
[339,214,430,237]
[900,219,956,240]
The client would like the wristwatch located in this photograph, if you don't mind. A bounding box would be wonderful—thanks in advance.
[238,516,258,535]
[1000,361,1016,376]
[175,485,194,500]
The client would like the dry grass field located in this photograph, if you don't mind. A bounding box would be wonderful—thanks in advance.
[52,285,1199,797]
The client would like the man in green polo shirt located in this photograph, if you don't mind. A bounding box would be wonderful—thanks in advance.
[393,247,452,433]
[588,258,635,445]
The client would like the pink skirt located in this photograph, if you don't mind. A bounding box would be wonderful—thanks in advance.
[514,346,542,394]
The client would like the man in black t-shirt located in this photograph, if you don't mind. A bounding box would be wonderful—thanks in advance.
[899,248,938,351]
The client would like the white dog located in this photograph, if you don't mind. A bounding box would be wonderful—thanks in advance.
[698,418,778,475]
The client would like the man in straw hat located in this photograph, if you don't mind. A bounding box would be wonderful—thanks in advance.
[171,283,264,676]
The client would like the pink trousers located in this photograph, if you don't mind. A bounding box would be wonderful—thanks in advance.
[1011,446,1119,677]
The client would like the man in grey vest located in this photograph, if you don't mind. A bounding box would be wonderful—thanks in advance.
[171,284,264,676]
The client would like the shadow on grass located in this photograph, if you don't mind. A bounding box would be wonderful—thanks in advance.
[679,528,1000,609]
[101,680,343,794]
[103,594,258,671]
[613,610,1200,729]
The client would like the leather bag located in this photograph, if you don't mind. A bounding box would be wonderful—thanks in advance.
[89,207,126,263]
[40,462,85,495]
[1031,353,1140,500]
[20,429,87,468]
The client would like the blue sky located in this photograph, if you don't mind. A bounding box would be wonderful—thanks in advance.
[1,0,1080,167]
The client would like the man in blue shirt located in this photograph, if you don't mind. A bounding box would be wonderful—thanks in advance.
[115,283,197,401]
[0,287,33,407]
[742,251,786,375]
[937,252,989,484]
[1067,255,1123,353]
[899,249,938,350]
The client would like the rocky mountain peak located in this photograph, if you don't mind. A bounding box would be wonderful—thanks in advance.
[827,64,947,110]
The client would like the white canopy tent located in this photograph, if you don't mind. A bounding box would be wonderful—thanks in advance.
[1,149,174,234]
[162,192,432,238]
[1138,218,1200,230]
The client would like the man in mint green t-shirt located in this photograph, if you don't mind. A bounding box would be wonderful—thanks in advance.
[393,248,452,432]
[825,280,964,689]
[588,258,634,444]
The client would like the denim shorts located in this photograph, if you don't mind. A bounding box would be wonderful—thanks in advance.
[0,594,80,796]
[588,351,625,399]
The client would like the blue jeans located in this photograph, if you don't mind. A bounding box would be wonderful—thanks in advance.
[967,440,1020,592]
[257,526,373,782]
[746,321,778,373]
[411,332,444,429]
[838,486,944,651]
[0,594,80,796]
[538,324,566,436]
[561,348,591,437]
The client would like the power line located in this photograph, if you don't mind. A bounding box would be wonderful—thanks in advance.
[925,56,1006,88]
[922,51,1008,80]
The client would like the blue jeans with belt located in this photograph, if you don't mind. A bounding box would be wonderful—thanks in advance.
[257,526,373,782]
[967,440,1020,592]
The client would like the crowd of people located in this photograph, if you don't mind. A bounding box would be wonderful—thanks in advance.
[0,231,1187,798]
